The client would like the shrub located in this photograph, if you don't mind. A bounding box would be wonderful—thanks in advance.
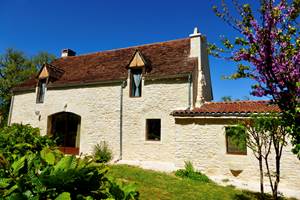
[109,179,139,200]
[0,124,138,199]
[175,161,211,183]
[0,124,55,162]
[93,141,113,163]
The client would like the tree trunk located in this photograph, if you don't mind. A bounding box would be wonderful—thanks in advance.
[273,155,281,200]
[258,155,265,199]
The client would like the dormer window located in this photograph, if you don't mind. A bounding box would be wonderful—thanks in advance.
[130,69,142,97]
[35,63,64,104]
[128,50,148,98]
[36,78,47,103]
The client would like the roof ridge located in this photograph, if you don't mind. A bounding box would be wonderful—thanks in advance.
[55,37,189,60]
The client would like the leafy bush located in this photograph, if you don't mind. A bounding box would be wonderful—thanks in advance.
[175,161,211,183]
[0,124,55,162]
[109,179,139,200]
[93,141,113,163]
[0,124,139,200]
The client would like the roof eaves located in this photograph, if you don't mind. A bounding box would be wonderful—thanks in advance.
[171,111,279,118]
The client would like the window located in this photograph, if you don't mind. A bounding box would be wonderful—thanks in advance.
[146,119,161,141]
[36,78,47,103]
[130,69,142,97]
[225,126,247,155]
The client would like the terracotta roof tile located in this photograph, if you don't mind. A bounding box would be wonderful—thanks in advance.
[14,38,195,91]
[172,101,280,117]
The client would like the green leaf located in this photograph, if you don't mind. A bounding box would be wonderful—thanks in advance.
[4,184,18,196]
[55,192,71,200]
[40,147,56,165]
[0,178,12,188]
[53,156,77,173]
[11,156,26,176]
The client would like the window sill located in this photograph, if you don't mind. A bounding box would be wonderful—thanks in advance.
[129,96,142,98]
[226,152,247,156]
[144,140,162,144]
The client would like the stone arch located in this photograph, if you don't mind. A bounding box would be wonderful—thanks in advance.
[47,112,81,155]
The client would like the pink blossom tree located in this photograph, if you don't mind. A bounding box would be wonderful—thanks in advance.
[210,0,300,157]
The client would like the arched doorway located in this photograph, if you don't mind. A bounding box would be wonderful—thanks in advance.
[47,112,81,155]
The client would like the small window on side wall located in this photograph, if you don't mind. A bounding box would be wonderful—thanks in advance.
[225,126,247,155]
[146,119,161,141]
[36,78,47,103]
[130,68,142,97]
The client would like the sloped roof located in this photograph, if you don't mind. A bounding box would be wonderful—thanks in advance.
[14,38,196,91]
[172,101,280,117]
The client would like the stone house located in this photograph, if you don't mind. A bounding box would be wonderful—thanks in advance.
[9,28,300,197]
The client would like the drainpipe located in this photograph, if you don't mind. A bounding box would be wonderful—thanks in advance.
[119,81,127,161]
[188,74,192,110]
[7,95,14,126]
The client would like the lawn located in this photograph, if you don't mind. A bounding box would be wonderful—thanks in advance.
[108,164,289,200]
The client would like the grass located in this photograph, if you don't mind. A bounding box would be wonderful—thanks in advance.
[108,164,296,200]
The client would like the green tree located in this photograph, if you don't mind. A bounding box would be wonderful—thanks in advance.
[234,116,272,198]
[234,114,288,199]
[0,49,56,126]
[32,51,56,69]
[221,96,232,102]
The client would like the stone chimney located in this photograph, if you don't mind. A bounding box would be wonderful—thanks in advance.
[189,27,213,107]
[61,49,76,58]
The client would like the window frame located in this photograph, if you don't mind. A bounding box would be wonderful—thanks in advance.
[36,78,47,104]
[145,119,161,141]
[225,126,247,155]
[129,68,143,98]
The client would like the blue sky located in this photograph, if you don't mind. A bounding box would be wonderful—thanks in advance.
[0,0,266,101]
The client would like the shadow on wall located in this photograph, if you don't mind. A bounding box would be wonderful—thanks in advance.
[174,118,242,126]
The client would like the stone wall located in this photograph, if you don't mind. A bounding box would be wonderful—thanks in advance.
[10,78,190,162]
[174,117,300,194]
[122,78,189,163]
[11,83,122,156]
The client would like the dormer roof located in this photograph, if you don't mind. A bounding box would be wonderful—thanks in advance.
[37,63,65,80]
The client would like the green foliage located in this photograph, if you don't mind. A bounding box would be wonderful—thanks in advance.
[0,151,110,199]
[0,124,138,200]
[221,96,232,102]
[175,161,211,183]
[225,126,247,152]
[0,124,55,162]
[31,51,56,70]
[93,141,113,163]
[109,179,139,200]
[237,114,290,199]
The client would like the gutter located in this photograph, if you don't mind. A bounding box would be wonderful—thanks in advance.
[12,79,126,93]
[7,95,14,126]
[188,73,192,109]
[118,81,127,161]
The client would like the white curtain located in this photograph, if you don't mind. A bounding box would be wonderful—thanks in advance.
[41,82,46,95]
[133,73,141,96]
